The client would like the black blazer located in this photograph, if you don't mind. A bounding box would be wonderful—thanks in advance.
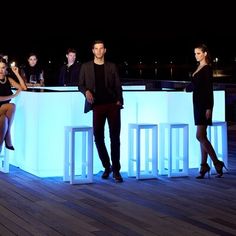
[58,62,80,86]
[78,60,123,113]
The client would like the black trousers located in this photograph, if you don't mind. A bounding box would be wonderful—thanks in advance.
[93,103,121,173]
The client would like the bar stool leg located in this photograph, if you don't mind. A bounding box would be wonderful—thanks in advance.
[128,125,135,177]
[136,127,141,179]
[207,122,228,174]
[87,129,93,182]
[70,130,75,184]
[0,148,9,173]
[63,129,70,181]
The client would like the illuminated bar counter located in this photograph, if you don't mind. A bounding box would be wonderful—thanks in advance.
[9,86,225,177]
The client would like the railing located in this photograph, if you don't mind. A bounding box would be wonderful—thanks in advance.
[118,62,236,83]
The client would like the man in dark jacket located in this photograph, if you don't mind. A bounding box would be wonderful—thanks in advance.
[58,48,80,86]
[78,40,124,183]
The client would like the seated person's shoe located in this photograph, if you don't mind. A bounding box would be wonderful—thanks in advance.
[113,172,123,183]
[4,138,15,150]
[5,144,15,150]
[102,166,112,179]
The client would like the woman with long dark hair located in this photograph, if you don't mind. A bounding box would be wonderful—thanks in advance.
[186,44,227,178]
[0,57,27,153]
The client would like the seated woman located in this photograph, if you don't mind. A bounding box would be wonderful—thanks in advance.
[21,52,44,87]
[0,56,27,153]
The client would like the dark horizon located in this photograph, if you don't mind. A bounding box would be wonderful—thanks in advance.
[2,1,236,69]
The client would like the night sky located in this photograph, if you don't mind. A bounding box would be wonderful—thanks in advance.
[2,1,236,66]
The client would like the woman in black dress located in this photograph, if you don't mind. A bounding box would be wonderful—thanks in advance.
[0,57,27,153]
[186,44,227,178]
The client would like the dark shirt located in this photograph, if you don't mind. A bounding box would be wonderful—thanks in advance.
[21,64,43,83]
[58,62,80,86]
[94,63,116,105]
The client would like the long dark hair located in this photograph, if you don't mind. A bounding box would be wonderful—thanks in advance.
[0,56,8,65]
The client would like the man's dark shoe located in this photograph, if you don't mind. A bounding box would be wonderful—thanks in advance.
[113,172,123,183]
[102,167,112,179]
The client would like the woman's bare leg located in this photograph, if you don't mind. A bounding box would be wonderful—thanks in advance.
[200,143,208,164]
[0,114,8,153]
[1,103,16,147]
[196,125,218,164]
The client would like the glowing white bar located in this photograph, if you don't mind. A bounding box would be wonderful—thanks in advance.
[10,89,225,177]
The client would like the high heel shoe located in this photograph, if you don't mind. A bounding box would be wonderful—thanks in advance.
[5,143,15,150]
[4,138,15,150]
[196,163,211,179]
[214,160,228,178]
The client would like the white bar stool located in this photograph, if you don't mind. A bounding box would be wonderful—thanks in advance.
[128,123,158,179]
[0,147,9,173]
[159,123,189,177]
[64,126,93,184]
[207,121,228,174]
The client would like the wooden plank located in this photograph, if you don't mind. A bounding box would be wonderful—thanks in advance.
[0,125,235,235]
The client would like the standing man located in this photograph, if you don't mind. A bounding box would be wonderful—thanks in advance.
[58,48,80,86]
[78,40,124,183]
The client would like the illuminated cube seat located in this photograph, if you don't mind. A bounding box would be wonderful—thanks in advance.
[159,123,189,177]
[63,126,93,184]
[128,123,158,179]
[207,121,228,174]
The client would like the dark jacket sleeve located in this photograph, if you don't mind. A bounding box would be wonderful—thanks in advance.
[78,63,90,95]
[112,63,124,106]
[78,62,94,113]
[105,62,124,106]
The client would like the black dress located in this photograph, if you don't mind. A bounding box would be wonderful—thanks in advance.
[186,65,214,125]
[0,76,13,107]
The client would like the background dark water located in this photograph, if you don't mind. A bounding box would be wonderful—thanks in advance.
[1,1,236,84]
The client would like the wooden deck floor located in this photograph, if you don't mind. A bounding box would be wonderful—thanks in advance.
[0,125,236,236]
